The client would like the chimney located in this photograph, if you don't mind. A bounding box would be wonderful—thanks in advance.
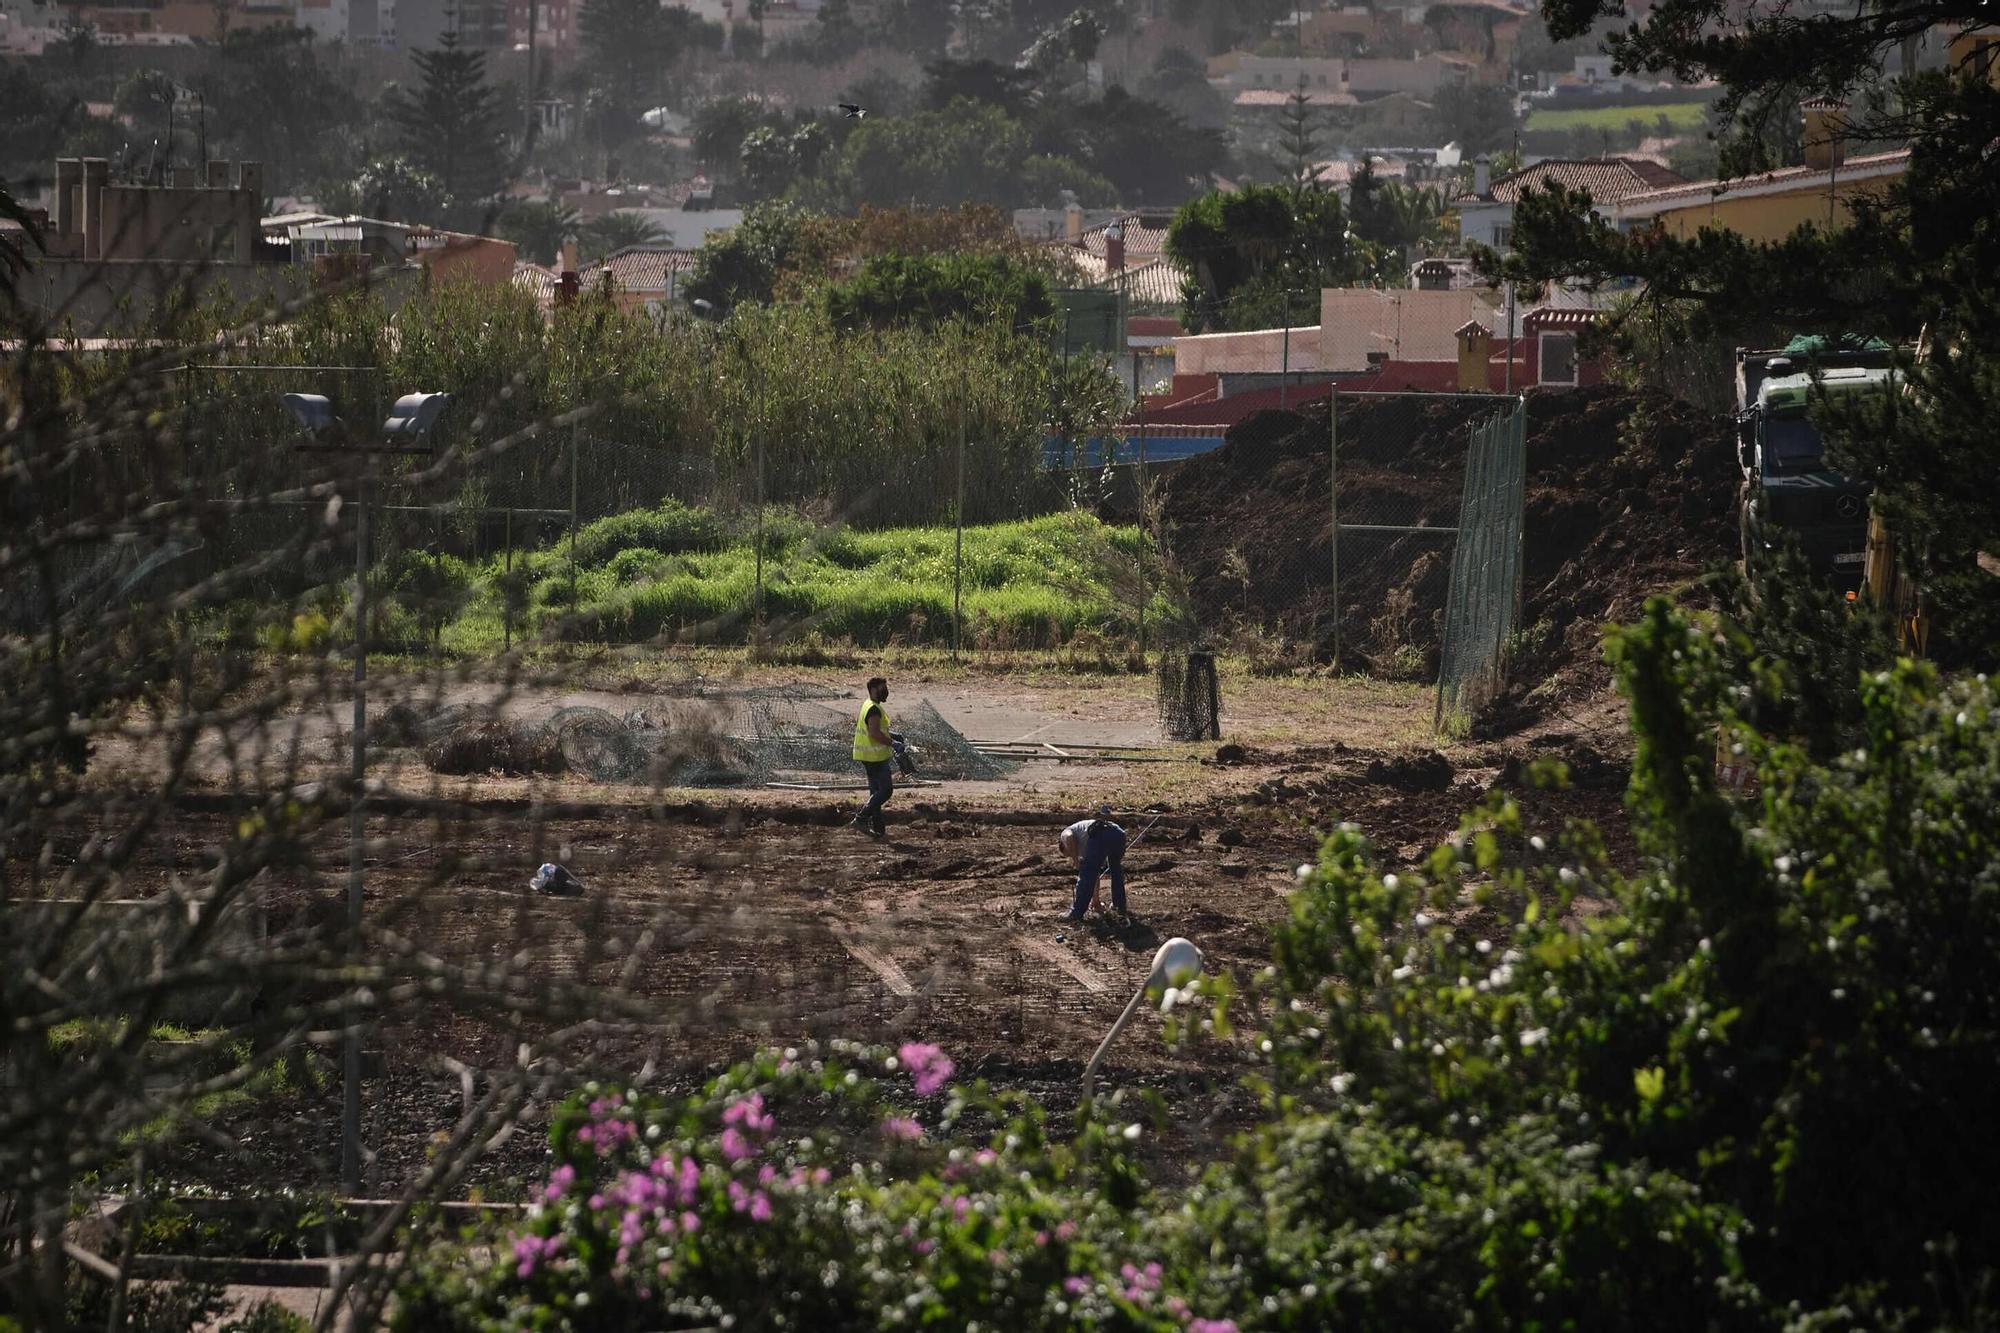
[80,158,109,259]
[1105,221,1125,274]
[1064,202,1083,243]
[559,235,579,274]
[206,160,230,188]
[556,270,579,306]
[55,158,80,236]
[1455,319,1492,393]
[1473,153,1491,197]
[1801,99,1847,171]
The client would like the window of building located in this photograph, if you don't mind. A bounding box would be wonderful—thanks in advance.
[1494,224,1513,248]
[1539,332,1578,386]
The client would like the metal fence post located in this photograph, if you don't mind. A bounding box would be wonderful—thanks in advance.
[568,429,579,612]
[1329,390,1340,670]
[953,364,966,659]
[1133,350,1147,660]
[502,507,514,654]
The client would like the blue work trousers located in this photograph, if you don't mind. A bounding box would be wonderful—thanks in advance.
[856,759,893,833]
[1070,825,1128,916]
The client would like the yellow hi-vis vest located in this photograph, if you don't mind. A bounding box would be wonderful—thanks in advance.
[853,699,894,763]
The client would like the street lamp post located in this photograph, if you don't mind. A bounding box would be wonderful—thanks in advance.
[282,389,450,1196]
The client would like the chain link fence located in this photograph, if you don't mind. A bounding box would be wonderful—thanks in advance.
[1157,389,1527,732]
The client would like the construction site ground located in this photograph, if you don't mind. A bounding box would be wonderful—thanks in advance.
[64,659,1637,1201]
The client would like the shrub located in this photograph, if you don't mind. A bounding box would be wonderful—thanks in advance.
[604,548,671,586]
[572,501,729,566]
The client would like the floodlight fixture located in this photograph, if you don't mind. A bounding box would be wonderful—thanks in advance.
[280,392,336,435]
[383,392,451,440]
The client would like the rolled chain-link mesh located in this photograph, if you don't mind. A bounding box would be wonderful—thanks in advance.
[1434,399,1528,730]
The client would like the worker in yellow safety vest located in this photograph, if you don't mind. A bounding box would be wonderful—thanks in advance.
[850,676,895,838]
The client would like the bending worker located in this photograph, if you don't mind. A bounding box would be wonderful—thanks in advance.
[850,675,895,838]
[1059,805,1127,920]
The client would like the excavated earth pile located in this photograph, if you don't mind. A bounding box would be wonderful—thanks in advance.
[1158,385,1737,719]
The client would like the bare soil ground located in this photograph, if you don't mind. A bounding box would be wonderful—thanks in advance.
[55,664,1632,1201]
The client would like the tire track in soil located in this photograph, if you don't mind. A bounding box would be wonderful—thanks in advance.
[1012,933,1110,994]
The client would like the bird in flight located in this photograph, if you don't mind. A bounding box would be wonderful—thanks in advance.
[838,103,868,119]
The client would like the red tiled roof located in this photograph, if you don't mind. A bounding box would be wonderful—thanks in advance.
[513,261,557,308]
[1077,214,1172,262]
[579,245,698,295]
[1100,257,1185,306]
[1610,148,1910,212]
[1459,156,1688,205]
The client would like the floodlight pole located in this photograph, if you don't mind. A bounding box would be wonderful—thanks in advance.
[282,389,446,1197]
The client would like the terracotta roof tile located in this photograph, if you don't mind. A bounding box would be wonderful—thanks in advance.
[578,245,698,295]
[1458,156,1688,204]
[1610,147,1910,211]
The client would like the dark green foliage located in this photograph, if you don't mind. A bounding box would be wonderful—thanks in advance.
[497,198,582,266]
[386,36,509,204]
[825,254,1053,333]
[317,156,447,228]
[1166,182,1368,332]
[578,212,664,264]
[1262,597,2000,1322]
[682,204,811,313]
[1426,79,1517,155]
[1346,160,1453,275]
[384,550,474,654]
[0,178,39,293]
[578,0,700,109]
[208,29,368,199]
[1074,86,1225,206]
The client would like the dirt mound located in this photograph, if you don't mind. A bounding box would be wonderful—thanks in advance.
[1158,386,1736,720]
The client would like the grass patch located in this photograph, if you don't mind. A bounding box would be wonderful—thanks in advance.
[1524,101,1708,132]
[438,507,1158,652]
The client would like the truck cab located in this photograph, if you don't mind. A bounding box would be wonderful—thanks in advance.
[1735,340,1892,586]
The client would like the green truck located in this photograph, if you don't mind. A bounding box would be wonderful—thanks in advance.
[1734,336,1896,585]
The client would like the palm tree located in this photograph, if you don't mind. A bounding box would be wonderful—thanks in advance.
[579,211,665,262]
[498,197,582,266]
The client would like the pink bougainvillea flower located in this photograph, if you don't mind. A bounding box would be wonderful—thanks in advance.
[880,1115,923,1142]
[897,1042,956,1096]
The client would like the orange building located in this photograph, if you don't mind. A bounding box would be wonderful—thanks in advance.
[1610,102,1908,241]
